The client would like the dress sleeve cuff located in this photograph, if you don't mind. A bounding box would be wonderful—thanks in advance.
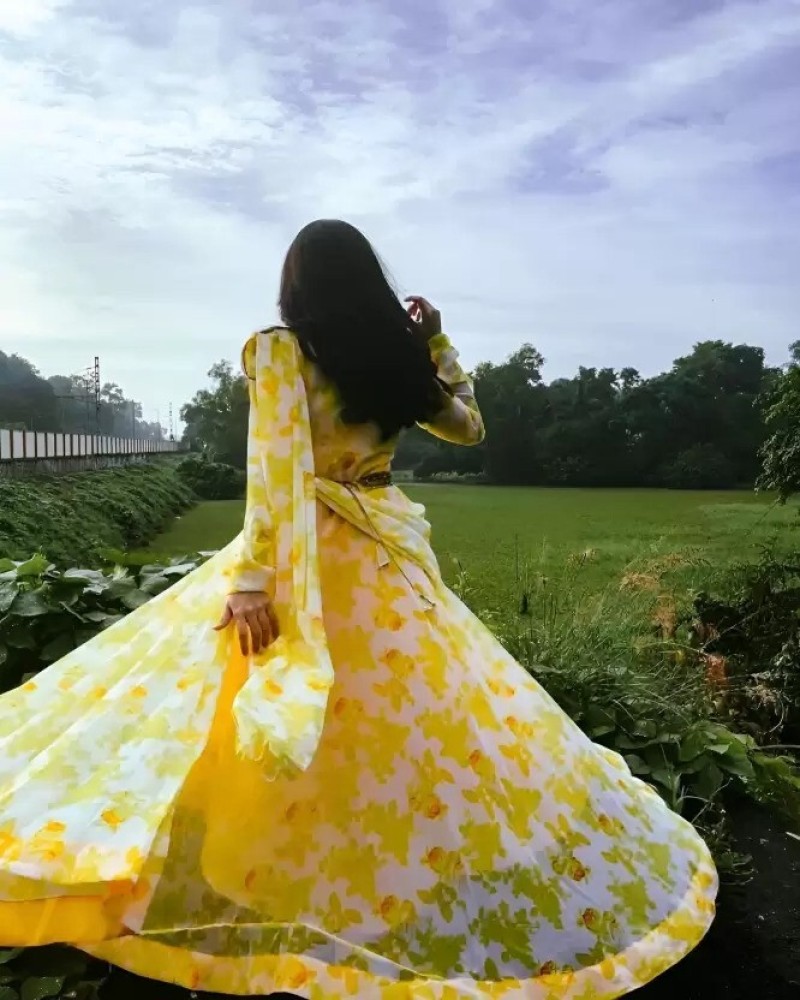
[427,333,453,362]
[228,567,276,596]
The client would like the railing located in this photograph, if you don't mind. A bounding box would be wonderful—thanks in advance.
[0,429,181,462]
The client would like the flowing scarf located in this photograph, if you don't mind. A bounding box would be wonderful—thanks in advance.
[230,330,334,778]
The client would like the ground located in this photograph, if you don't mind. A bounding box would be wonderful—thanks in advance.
[143,486,798,605]
[123,486,800,998]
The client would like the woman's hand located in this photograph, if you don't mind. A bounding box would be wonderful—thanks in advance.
[405,295,442,342]
[215,592,280,656]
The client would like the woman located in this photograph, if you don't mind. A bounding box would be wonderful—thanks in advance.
[0,220,716,998]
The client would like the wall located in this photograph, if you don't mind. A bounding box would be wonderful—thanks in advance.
[0,428,182,478]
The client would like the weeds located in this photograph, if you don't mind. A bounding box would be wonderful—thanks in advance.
[453,541,800,857]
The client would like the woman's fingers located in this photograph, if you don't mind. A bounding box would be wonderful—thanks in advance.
[405,295,441,339]
[214,604,233,632]
[236,616,250,656]
[266,601,281,639]
[246,611,264,654]
[405,295,434,316]
[217,595,279,655]
[257,607,274,650]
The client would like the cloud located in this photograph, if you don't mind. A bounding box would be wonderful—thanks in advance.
[0,0,799,423]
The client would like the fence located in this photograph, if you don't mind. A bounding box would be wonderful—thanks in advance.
[0,429,180,464]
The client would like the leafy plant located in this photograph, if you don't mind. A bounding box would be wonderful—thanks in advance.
[0,554,207,693]
[454,548,800,845]
[176,454,245,500]
[689,548,800,745]
[0,465,194,567]
[0,947,107,1000]
[758,357,800,503]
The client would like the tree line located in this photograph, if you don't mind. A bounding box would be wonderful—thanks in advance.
[182,338,799,492]
[0,350,163,440]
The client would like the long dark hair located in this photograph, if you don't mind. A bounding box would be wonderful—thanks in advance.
[278,220,445,440]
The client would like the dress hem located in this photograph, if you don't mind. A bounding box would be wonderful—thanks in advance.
[79,851,718,999]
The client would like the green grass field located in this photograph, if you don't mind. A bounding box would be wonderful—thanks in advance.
[143,486,797,608]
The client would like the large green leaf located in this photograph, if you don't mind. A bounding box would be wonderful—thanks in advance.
[63,985,101,1000]
[119,589,149,611]
[62,569,105,584]
[20,978,65,1000]
[4,626,36,650]
[82,611,114,624]
[0,581,19,614]
[15,555,52,578]
[13,949,87,980]
[678,728,708,763]
[40,635,76,664]
[9,591,51,618]
[0,986,18,1000]
[692,761,724,801]
[624,754,650,776]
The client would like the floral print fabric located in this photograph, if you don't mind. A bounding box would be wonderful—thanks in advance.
[0,329,716,998]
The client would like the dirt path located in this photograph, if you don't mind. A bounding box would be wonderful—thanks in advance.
[103,803,800,1000]
[633,802,800,1000]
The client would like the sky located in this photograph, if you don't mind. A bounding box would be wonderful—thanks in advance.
[1,0,799,425]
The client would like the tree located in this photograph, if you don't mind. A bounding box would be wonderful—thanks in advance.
[474,345,547,485]
[180,360,250,468]
[537,367,631,486]
[0,352,58,429]
[758,348,800,503]
[390,337,778,490]
[0,350,157,439]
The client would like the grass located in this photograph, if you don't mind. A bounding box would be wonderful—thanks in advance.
[142,486,797,608]
[141,498,244,558]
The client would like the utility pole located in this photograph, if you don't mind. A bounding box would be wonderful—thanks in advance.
[93,356,100,432]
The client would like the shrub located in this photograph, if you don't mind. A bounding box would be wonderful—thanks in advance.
[176,454,245,500]
[688,549,800,746]
[758,361,800,503]
[0,945,107,1000]
[0,553,206,694]
[453,553,800,842]
[0,464,194,566]
[659,444,737,490]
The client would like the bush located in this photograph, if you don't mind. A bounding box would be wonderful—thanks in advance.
[176,454,245,500]
[688,549,800,746]
[0,464,194,566]
[758,363,800,503]
[659,444,737,490]
[0,553,206,694]
[0,945,107,1000]
[453,552,800,844]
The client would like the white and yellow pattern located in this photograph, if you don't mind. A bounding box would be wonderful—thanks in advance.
[0,329,717,998]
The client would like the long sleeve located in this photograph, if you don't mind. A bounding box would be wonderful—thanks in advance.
[418,333,485,446]
[228,339,276,595]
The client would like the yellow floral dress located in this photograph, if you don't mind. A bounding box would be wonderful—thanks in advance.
[0,329,716,998]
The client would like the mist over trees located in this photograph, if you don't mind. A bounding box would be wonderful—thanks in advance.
[0,350,163,440]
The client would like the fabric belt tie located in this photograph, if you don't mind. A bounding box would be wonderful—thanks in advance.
[315,473,437,610]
